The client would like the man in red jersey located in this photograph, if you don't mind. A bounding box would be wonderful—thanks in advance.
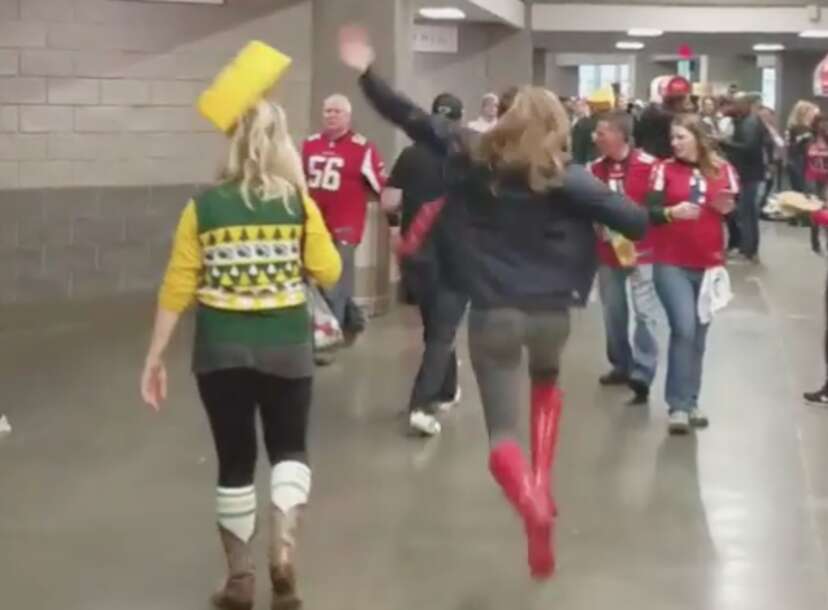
[590,110,660,405]
[302,94,386,340]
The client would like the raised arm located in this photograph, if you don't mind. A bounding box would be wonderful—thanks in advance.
[340,25,451,154]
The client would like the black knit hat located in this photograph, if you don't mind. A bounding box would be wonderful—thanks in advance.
[432,93,463,121]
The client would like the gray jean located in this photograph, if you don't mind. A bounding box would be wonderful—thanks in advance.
[325,242,356,327]
[468,308,571,445]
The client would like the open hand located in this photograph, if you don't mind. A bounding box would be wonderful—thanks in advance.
[670,201,702,221]
[339,24,375,73]
[709,191,736,215]
[141,356,167,412]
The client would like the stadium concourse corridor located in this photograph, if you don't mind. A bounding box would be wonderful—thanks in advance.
[1,224,828,610]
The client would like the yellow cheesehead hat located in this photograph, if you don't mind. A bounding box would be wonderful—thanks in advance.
[198,41,293,133]
[587,86,615,111]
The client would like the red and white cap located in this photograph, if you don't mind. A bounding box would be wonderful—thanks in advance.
[664,76,692,98]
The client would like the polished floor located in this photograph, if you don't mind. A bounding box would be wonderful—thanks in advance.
[2,223,828,610]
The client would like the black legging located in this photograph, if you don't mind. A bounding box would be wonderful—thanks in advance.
[197,369,312,488]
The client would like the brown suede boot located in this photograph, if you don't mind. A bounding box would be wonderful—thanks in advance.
[269,506,303,610]
[212,526,255,610]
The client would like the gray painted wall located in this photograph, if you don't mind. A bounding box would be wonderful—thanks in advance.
[779,51,828,123]
[410,22,532,129]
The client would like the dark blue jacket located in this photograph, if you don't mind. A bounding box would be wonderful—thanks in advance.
[359,69,648,311]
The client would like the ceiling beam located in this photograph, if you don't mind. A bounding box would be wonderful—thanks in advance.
[533,3,828,33]
[467,0,526,28]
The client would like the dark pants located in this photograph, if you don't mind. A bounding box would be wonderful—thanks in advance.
[788,163,806,193]
[725,212,741,251]
[738,180,762,258]
[197,369,312,488]
[405,261,468,413]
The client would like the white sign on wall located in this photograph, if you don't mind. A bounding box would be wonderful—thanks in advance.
[412,24,459,54]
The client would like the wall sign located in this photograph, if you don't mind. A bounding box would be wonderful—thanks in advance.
[412,24,459,54]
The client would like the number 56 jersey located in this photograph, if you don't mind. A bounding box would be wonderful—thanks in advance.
[302,130,386,246]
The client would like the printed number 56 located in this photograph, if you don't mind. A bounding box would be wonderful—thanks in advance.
[308,156,344,191]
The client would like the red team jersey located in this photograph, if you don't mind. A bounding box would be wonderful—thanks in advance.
[302,131,386,245]
[589,149,657,266]
[805,139,828,184]
[649,159,739,269]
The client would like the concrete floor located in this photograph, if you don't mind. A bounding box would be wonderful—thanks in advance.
[2,223,828,610]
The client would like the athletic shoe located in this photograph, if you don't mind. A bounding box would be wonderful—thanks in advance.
[313,351,335,366]
[599,370,629,386]
[627,379,650,406]
[668,410,691,435]
[438,387,463,412]
[409,410,441,437]
[804,385,828,406]
[689,408,709,428]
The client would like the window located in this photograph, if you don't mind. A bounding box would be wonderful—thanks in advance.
[762,68,777,110]
[578,64,631,99]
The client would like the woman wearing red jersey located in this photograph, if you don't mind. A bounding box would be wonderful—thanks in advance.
[647,114,739,434]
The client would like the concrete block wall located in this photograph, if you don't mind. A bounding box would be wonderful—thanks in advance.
[0,183,197,303]
[0,0,312,303]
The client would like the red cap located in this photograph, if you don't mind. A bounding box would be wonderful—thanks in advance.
[664,76,691,98]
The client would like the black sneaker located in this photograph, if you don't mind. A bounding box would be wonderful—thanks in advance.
[599,370,630,386]
[804,385,828,406]
[627,379,650,406]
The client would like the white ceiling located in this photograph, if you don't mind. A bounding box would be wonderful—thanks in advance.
[533,30,828,54]
[413,0,507,23]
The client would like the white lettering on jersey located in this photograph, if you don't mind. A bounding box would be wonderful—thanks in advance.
[307,155,345,191]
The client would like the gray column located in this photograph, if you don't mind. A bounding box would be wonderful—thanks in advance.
[311,0,414,315]
[705,54,761,93]
[484,2,533,94]
[311,0,413,159]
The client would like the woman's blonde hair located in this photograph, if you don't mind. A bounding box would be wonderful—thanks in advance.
[220,100,306,211]
[474,86,571,193]
[787,100,819,131]
[671,113,725,180]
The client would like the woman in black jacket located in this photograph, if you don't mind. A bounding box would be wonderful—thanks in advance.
[340,26,648,580]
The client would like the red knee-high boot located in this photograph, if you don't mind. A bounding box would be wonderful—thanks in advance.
[489,441,546,525]
[489,440,552,579]
[528,382,564,579]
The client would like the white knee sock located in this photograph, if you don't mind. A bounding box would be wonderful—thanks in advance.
[216,486,257,542]
[271,461,311,512]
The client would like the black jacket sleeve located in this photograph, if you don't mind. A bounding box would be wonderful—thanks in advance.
[721,115,764,153]
[358,67,452,155]
[562,165,648,240]
[645,191,671,225]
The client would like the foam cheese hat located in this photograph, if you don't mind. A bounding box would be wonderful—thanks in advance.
[198,41,292,133]
[587,86,615,111]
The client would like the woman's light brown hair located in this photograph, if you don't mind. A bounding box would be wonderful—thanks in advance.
[475,86,571,193]
[671,113,724,180]
[788,100,819,131]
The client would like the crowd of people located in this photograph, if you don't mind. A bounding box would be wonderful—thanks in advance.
[135,25,828,610]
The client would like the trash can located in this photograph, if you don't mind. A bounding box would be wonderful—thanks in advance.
[353,200,393,317]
